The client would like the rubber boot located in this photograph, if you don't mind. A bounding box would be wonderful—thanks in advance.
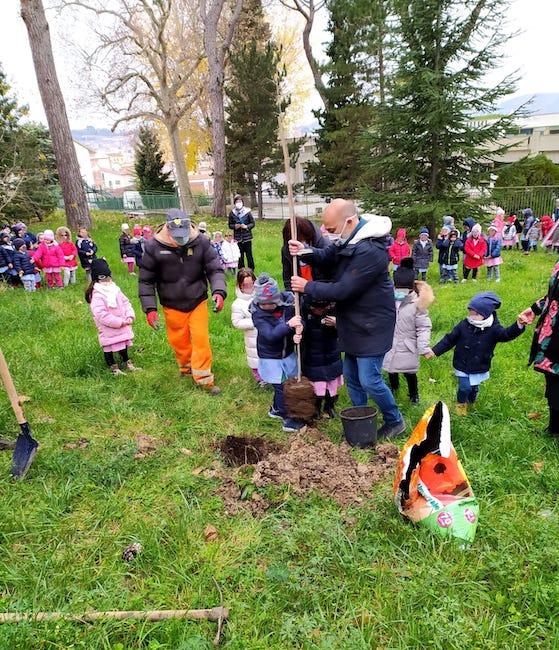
[314,397,323,420]
[455,402,468,416]
[323,392,338,419]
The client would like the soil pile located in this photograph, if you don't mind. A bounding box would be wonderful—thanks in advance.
[216,428,399,516]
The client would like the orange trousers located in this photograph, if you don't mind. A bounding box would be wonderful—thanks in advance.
[162,301,214,385]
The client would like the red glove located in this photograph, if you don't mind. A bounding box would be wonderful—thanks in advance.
[212,294,224,312]
[146,311,160,330]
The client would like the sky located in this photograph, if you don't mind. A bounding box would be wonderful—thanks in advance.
[0,0,558,131]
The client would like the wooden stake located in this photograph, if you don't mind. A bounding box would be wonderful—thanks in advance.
[0,607,229,624]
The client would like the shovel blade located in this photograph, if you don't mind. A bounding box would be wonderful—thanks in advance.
[11,422,38,479]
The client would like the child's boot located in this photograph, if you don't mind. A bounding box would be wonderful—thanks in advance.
[455,402,468,416]
[314,397,323,419]
[126,360,142,372]
[110,364,125,375]
[323,391,338,419]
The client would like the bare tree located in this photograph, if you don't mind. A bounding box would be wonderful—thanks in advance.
[200,0,243,217]
[278,0,328,110]
[20,0,92,230]
[65,0,206,215]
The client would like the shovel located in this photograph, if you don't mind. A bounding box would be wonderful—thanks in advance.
[0,347,39,479]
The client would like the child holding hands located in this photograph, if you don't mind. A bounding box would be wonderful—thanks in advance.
[85,258,142,375]
[250,272,304,432]
[424,291,524,414]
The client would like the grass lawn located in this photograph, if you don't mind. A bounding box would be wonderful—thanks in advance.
[0,210,558,649]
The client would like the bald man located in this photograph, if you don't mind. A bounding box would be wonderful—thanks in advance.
[289,199,405,439]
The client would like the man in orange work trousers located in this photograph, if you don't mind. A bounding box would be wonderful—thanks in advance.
[139,209,227,395]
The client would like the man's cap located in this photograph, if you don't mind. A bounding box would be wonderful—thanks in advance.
[166,209,191,238]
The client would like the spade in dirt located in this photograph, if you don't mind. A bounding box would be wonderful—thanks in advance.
[0,347,39,479]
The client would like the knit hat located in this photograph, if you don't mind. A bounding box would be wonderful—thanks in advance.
[471,224,482,236]
[166,209,191,238]
[198,222,207,231]
[467,292,501,318]
[507,215,516,223]
[43,229,54,242]
[419,228,429,236]
[253,272,282,305]
[393,257,415,289]
[133,225,142,236]
[397,228,406,240]
[121,223,129,231]
[91,258,112,281]
[13,238,26,250]
[488,223,498,232]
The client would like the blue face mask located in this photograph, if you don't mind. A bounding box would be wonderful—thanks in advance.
[394,291,407,301]
[171,235,189,246]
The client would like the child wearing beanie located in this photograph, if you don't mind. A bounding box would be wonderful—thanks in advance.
[12,238,37,291]
[119,223,138,275]
[411,228,433,280]
[425,291,525,414]
[85,258,142,375]
[383,257,434,404]
[33,229,64,288]
[249,272,304,432]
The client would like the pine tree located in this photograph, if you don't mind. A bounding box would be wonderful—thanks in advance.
[306,0,388,196]
[360,0,519,231]
[225,41,288,218]
[135,125,175,195]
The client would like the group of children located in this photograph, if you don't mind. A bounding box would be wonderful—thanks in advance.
[118,222,153,275]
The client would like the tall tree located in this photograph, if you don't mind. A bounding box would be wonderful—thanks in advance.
[67,0,205,215]
[20,0,92,230]
[225,41,288,218]
[306,0,388,196]
[360,0,520,231]
[200,0,243,218]
[135,125,175,195]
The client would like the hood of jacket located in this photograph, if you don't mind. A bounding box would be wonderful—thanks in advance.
[349,214,392,244]
[415,281,435,311]
[235,286,253,301]
[463,217,475,231]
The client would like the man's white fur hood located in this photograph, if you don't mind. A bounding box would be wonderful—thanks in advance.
[350,213,392,243]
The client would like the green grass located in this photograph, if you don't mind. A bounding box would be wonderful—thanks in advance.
[0,211,558,649]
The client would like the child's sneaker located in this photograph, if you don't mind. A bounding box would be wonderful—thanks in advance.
[126,360,142,372]
[110,364,125,375]
[268,406,282,419]
[282,418,303,432]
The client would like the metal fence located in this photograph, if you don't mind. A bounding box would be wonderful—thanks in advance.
[489,186,559,217]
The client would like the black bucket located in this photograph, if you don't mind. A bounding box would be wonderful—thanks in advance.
[340,406,378,448]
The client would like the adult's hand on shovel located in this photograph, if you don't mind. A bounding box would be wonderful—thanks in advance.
[290,276,308,293]
[288,239,305,256]
[146,311,160,330]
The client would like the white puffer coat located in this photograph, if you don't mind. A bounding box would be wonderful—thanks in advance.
[382,281,434,374]
[231,287,259,369]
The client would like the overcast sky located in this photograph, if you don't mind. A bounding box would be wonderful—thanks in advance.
[1,0,557,130]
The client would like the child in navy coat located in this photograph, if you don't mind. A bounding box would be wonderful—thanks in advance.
[425,292,525,414]
[250,273,303,432]
[12,238,37,291]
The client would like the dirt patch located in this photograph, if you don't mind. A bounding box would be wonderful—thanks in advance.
[215,428,399,515]
[134,434,166,459]
[219,435,283,466]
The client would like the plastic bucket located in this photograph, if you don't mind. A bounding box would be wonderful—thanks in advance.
[340,406,378,448]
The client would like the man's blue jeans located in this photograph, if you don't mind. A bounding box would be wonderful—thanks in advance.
[343,354,402,425]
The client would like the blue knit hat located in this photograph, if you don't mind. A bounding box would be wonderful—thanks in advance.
[254,273,282,305]
[419,228,429,235]
[467,292,501,318]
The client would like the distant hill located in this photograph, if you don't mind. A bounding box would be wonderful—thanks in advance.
[498,93,559,115]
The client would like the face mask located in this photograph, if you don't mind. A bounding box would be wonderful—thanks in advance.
[235,202,243,210]
[326,216,354,245]
[171,235,189,246]
[394,291,407,301]
[327,233,341,244]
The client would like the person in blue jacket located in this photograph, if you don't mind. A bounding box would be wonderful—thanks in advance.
[289,198,405,440]
[425,292,525,415]
[12,238,37,291]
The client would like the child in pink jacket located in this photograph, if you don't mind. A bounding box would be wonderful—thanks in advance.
[33,229,64,288]
[85,258,142,375]
[388,228,411,271]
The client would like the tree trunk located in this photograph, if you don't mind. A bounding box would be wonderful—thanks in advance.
[167,121,197,215]
[20,0,92,231]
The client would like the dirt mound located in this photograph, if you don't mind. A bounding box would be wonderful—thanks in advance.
[216,428,399,515]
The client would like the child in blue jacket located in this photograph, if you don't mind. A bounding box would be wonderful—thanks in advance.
[250,273,303,432]
[425,292,525,414]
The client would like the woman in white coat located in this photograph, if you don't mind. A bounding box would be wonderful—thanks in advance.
[231,268,266,386]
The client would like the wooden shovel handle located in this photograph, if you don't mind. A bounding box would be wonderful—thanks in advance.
[0,607,229,624]
[0,347,26,425]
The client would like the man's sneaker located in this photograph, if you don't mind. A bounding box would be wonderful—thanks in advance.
[282,418,303,432]
[377,419,406,440]
[268,406,282,419]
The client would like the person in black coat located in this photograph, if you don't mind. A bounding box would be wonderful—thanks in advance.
[301,296,343,418]
[289,198,405,440]
[228,194,255,269]
[425,291,525,414]
[281,217,329,290]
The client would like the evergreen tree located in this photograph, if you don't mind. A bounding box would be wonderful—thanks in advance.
[494,154,559,188]
[306,0,389,197]
[225,41,288,218]
[134,125,175,195]
[360,0,519,232]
